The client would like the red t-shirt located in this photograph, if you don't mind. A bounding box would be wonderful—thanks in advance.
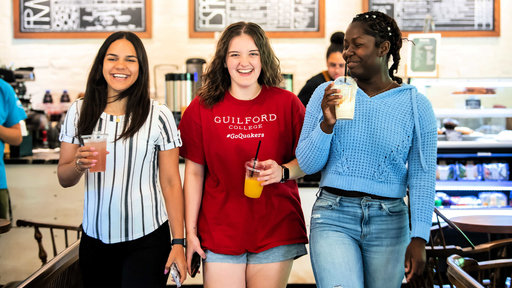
[179,86,308,255]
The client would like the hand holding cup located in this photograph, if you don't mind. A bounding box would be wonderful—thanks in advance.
[321,82,342,126]
[80,134,108,173]
[75,146,99,172]
[255,159,283,186]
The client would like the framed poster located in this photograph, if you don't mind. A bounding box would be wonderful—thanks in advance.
[189,0,325,38]
[406,33,441,78]
[14,0,152,39]
[363,0,500,37]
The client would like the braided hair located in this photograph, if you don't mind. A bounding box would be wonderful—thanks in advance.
[352,11,403,84]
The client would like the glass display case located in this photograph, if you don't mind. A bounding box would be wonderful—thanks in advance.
[410,78,512,212]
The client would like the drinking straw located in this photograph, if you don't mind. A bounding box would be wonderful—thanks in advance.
[250,140,262,177]
[344,62,348,83]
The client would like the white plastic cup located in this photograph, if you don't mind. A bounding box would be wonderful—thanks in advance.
[332,76,358,120]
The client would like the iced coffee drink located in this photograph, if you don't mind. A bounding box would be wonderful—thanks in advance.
[332,76,357,120]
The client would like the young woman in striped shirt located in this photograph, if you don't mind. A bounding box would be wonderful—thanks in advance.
[58,31,186,287]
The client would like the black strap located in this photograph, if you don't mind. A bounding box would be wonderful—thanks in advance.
[171,238,186,247]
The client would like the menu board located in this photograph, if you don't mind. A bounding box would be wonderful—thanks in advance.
[406,33,441,78]
[189,0,325,38]
[13,0,152,38]
[363,0,500,37]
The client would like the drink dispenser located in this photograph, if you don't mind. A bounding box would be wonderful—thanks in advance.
[186,58,206,96]
[165,73,193,126]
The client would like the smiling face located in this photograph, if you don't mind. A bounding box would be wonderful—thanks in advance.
[102,38,139,97]
[326,51,346,80]
[225,33,262,91]
[343,21,388,81]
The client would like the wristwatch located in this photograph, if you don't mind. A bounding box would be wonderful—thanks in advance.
[280,165,289,183]
[171,238,186,247]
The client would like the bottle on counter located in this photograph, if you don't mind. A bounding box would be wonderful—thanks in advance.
[42,90,60,122]
[60,90,70,103]
[43,90,53,103]
[60,90,71,113]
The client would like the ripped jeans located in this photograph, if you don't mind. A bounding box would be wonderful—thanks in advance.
[309,189,410,288]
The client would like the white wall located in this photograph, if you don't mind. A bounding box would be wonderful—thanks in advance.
[1,0,511,106]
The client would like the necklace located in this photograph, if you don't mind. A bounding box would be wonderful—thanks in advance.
[230,85,262,101]
[367,81,396,97]
[105,102,125,122]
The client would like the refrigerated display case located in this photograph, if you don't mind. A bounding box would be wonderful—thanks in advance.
[410,77,512,216]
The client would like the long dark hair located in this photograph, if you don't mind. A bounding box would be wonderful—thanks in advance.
[197,22,282,108]
[352,11,403,84]
[326,31,345,59]
[78,31,150,141]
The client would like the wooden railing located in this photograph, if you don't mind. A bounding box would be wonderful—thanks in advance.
[16,220,82,265]
[15,240,83,288]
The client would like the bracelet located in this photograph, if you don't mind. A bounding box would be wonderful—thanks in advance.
[74,160,85,174]
[171,238,186,247]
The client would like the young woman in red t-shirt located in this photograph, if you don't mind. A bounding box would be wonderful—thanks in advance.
[179,22,308,288]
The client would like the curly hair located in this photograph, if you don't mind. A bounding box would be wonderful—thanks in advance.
[197,22,282,108]
[352,11,403,84]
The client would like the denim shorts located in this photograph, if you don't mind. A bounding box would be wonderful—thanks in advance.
[205,243,307,264]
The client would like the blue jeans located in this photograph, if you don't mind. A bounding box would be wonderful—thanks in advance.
[309,189,410,288]
[204,243,307,264]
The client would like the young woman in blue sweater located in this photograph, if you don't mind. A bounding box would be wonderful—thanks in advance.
[296,11,437,288]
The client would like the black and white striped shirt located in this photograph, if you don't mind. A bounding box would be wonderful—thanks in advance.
[59,99,182,244]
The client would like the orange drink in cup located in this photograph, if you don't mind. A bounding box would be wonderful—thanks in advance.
[81,134,108,173]
[332,76,358,120]
[244,159,265,198]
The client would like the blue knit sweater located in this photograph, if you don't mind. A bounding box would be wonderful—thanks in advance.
[296,83,437,241]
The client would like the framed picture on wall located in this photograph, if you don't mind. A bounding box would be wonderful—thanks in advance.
[189,0,325,38]
[13,0,152,39]
[363,0,500,37]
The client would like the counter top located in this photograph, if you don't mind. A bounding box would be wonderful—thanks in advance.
[438,140,512,149]
[4,150,186,164]
[4,151,60,164]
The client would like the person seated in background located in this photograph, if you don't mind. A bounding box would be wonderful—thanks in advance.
[297,31,345,107]
[0,78,26,222]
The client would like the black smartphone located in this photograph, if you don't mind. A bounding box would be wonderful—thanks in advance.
[190,252,201,278]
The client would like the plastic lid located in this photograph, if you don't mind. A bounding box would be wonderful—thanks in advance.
[63,90,67,93]
[45,90,50,93]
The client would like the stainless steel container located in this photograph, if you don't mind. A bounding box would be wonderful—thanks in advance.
[186,58,206,96]
[165,73,193,126]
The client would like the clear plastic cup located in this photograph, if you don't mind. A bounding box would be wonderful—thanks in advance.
[244,159,265,198]
[81,134,108,173]
[332,76,358,120]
